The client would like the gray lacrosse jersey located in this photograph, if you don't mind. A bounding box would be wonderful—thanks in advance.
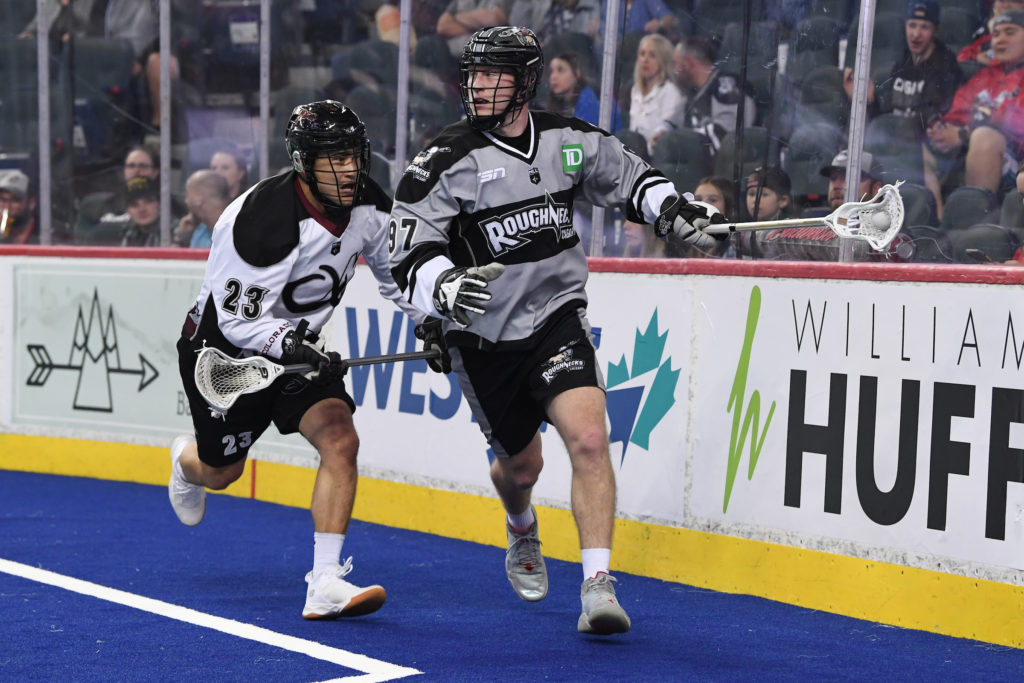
[182,171,421,359]
[389,110,676,349]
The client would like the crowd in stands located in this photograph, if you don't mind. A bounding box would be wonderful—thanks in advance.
[3,0,1024,264]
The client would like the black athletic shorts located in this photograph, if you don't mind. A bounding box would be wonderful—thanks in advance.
[450,307,604,459]
[177,336,356,468]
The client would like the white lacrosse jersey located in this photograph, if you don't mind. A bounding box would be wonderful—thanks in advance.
[388,110,676,350]
[182,171,422,358]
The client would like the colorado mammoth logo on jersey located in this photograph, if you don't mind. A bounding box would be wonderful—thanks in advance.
[480,192,574,256]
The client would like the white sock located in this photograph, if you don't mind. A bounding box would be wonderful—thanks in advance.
[581,548,611,580]
[506,506,536,533]
[313,532,345,572]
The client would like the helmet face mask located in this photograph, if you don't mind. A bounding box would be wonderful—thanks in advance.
[285,100,371,213]
[459,27,544,132]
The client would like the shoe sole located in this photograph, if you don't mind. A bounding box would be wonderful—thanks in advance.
[577,607,631,635]
[302,586,387,620]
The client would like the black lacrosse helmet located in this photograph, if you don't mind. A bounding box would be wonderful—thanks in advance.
[459,26,544,132]
[284,100,371,212]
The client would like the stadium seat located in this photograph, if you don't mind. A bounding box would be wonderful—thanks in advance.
[783,121,843,206]
[898,182,938,229]
[614,129,650,163]
[939,7,982,55]
[346,85,396,155]
[348,40,399,89]
[940,186,1000,232]
[810,0,852,31]
[1000,190,1024,230]
[902,224,954,263]
[652,129,714,195]
[844,12,907,74]
[786,16,842,83]
[865,113,925,186]
[715,126,780,179]
[797,65,848,131]
[952,223,1022,263]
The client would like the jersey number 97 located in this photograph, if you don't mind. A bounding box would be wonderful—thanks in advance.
[388,217,419,254]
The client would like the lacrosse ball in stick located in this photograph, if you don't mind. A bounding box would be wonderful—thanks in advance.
[872,212,891,230]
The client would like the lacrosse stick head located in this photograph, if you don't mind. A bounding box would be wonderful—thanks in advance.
[826,181,905,251]
[194,347,287,417]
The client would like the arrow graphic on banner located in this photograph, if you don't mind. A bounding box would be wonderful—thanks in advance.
[24,288,160,412]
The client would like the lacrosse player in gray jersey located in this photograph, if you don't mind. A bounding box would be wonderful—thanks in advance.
[388,26,725,635]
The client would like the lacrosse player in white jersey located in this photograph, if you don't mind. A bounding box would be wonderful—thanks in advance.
[170,100,424,620]
[388,26,726,635]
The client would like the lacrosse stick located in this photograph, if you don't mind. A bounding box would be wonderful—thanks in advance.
[703,182,905,252]
[195,345,442,417]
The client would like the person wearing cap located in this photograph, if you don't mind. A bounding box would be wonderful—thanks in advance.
[0,169,38,245]
[844,0,963,215]
[821,149,886,212]
[745,166,792,222]
[927,8,1024,196]
[119,176,163,247]
[958,0,1024,67]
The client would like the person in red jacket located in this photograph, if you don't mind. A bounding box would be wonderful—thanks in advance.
[928,8,1024,194]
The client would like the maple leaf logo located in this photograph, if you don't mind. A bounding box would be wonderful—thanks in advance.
[606,311,679,466]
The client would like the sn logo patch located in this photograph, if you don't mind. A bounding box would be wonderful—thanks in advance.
[561,144,583,172]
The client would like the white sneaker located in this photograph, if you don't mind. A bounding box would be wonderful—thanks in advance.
[303,557,387,620]
[168,435,205,526]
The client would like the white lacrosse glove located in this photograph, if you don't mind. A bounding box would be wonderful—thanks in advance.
[654,195,727,251]
[432,263,506,326]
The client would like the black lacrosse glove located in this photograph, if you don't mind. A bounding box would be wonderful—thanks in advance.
[414,317,451,374]
[281,320,347,385]
[432,262,506,326]
[654,195,728,250]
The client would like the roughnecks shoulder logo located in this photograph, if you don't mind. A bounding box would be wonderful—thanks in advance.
[480,192,574,256]
[606,311,679,465]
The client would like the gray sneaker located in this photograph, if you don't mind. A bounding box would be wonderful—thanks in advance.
[578,572,631,635]
[505,506,548,601]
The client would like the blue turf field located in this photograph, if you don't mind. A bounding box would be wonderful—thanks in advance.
[1,470,1021,681]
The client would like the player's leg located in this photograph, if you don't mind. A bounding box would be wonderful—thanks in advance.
[964,126,1007,193]
[546,385,630,635]
[491,432,548,601]
[545,386,615,551]
[171,337,271,526]
[450,345,550,602]
[285,392,384,620]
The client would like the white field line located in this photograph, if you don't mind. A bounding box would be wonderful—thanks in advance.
[0,558,421,682]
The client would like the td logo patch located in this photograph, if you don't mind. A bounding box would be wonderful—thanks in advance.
[561,144,583,172]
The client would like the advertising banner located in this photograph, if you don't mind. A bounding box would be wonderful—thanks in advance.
[689,277,1024,577]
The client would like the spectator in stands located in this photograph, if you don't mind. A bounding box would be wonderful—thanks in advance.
[615,0,678,37]
[750,158,895,261]
[209,147,249,201]
[927,8,1024,196]
[173,170,231,249]
[692,176,736,221]
[822,149,885,211]
[745,166,792,222]
[436,0,512,57]
[0,170,38,245]
[621,219,667,257]
[510,0,602,45]
[843,0,964,215]
[123,144,160,183]
[119,176,164,247]
[629,33,686,148]
[958,0,1024,67]
[544,51,620,128]
[673,36,756,156]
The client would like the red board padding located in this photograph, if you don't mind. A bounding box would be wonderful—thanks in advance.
[4,246,1024,285]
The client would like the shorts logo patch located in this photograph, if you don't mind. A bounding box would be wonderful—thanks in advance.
[541,343,586,384]
[561,144,583,172]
